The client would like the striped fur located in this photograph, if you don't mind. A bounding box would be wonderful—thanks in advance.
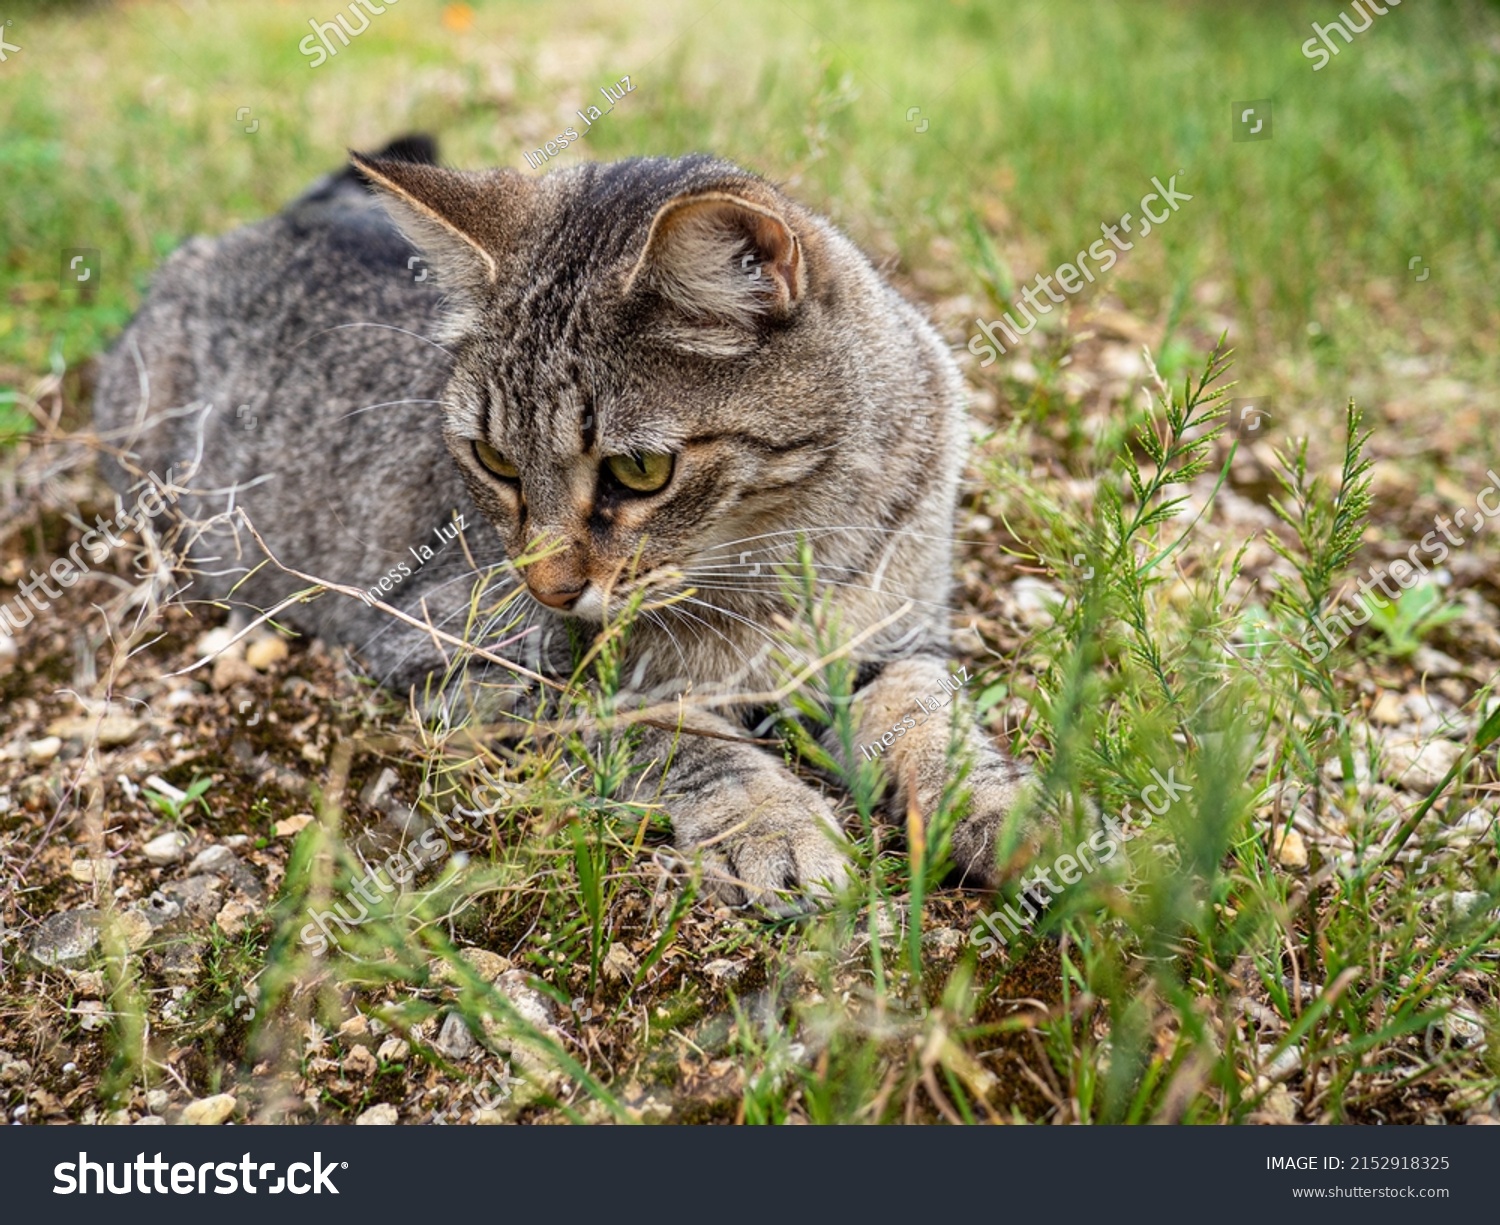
[93,140,1036,906]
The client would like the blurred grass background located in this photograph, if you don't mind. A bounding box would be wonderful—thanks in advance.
[1,0,1497,427]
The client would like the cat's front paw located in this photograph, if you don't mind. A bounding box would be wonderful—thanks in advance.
[949,753,1044,888]
[679,775,850,913]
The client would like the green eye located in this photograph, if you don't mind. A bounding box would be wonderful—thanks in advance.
[474,439,519,480]
[606,452,674,493]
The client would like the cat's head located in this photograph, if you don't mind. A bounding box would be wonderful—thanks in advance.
[351,149,869,627]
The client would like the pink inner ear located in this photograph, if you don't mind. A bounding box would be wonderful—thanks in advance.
[747,213,802,306]
[633,192,805,326]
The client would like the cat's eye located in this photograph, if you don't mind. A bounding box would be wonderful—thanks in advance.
[473,439,519,480]
[605,452,675,494]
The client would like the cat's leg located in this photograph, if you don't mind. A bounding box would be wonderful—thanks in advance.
[630,713,850,911]
[835,656,1038,887]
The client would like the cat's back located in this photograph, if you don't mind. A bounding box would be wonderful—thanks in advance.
[92,146,471,684]
[96,164,444,452]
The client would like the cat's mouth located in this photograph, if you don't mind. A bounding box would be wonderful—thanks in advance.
[525,578,676,625]
[522,579,606,621]
[523,570,694,626]
[567,585,606,622]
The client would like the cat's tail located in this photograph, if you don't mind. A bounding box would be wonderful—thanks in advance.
[294,132,439,207]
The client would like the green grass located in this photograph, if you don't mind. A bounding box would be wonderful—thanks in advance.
[2,0,1498,403]
[221,345,1495,1123]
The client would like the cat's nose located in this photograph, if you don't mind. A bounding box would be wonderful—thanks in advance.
[527,582,585,610]
[523,533,589,609]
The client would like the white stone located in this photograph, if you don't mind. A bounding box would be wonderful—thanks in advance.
[26,736,62,764]
[143,831,190,865]
[1383,737,1464,792]
[194,626,243,660]
[1010,577,1063,628]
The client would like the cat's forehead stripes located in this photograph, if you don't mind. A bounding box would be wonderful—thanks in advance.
[401,151,962,659]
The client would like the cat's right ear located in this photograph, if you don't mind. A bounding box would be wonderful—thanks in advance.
[624,190,806,330]
[349,152,526,295]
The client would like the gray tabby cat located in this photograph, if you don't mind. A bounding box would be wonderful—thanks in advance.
[94,137,1035,907]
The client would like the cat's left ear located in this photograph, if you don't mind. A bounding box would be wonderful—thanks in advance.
[625,191,805,327]
[350,151,527,296]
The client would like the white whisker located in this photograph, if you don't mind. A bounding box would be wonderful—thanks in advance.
[338,398,446,421]
[678,577,952,616]
[293,321,454,357]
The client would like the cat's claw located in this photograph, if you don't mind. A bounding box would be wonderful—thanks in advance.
[689,806,850,914]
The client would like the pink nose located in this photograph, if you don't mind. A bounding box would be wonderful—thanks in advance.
[528,583,584,610]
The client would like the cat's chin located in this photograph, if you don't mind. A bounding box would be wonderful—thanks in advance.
[564,585,606,624]
[557,582,672,626]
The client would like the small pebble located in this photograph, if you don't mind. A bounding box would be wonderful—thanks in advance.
[377,1037,410,1063]
[26,736,62,764]
[1274,828,1308,869]
[47,713,142,747]
[1442,891,1491,920]
[245,636,289,671]
[212,656,257,691]
[115,910,154,951]
[27,910,105,967]
[359,767,400,811]
[1384,737,1464,792]
[143,775,187,804]
[143,831,189,865]
[430,948,511,985]
[194,626,243,660]
[435,1012,477,1061]
[339,1013,371,1038]
[214,898,256,938]
[1010,577,1062,628]
[179,1093,236,1126]
[68,858,115,885]
[188,846,237,875]
[1411,646,1464,678]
